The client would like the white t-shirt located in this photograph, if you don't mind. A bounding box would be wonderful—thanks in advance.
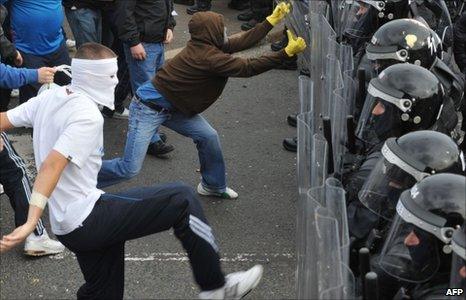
[7,87,104,235]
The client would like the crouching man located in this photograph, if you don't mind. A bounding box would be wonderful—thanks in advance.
[0,43,263,299]
[98,3,306,199]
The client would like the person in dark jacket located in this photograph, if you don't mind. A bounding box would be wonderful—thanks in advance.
[454,12,466,75]
[116,0,176,157]
[98,3,306,199]
[62,0,107,48]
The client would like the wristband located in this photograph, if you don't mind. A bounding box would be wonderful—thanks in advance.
[30,191,48,209]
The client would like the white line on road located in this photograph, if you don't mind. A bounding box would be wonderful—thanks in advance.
[49,251,294,263]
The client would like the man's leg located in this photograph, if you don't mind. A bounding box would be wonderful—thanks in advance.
[97,100,167,188]
[164,113,232,195]
[123,42,165,144]
[0,133,45,236]
[58,182,225,298]
[0,133,64,256]
[64,8,102,48]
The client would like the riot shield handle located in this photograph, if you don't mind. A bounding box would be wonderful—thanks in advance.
[346,115,356,154]
[323,117,334,174]
[364,272,379,300]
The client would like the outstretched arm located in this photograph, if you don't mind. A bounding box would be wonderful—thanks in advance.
[222,2,290,54]
[0,112,13,131]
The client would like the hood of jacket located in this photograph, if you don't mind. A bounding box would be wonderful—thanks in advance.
[188,11,225,48]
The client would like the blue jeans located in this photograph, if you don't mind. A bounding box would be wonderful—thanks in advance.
[65,8,102,48]
[124,42,165,143]
[98,99,227,192]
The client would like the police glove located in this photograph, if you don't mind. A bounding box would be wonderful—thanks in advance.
[266,2,291,26]
[284,30,306,57]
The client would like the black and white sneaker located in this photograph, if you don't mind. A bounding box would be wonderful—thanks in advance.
[198,265,264,299]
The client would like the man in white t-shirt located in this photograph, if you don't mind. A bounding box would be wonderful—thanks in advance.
[0,43,263,299]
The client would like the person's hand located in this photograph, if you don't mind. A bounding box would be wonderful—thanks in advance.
[37,67,57,84]
[284,30,306,57]
[0,136,4,152]
[130,43,147,60]
[0,223,35,253]
[14,51,23,66]
[266,2,291,26]
[164,28,174,44]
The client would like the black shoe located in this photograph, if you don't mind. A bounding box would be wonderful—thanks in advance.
[275,59,298,70]
[287,114,297,127]
[174,0,194,5]
[283,137,297,152]
[271,36,288,52]
[187,2,211,14]
[228,0,250,11]
[147,141,175,158]
[237,10,254,21]
[241,19,261,31]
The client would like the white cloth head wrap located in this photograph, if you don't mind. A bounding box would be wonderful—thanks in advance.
[70,58,118,110]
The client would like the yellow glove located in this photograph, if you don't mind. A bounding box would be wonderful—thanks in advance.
[266,2,291,26]
[284,30,307,57]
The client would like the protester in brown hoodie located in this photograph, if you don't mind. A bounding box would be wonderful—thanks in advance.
[153,10,294,116]
[98,3,306,199]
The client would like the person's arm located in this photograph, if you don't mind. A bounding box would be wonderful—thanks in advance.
[0,22,17,62]
[221,2,290,54]
[0,63,56,89]
[116,0,147,60]
[0,150,69,253]
[0,111,13,131]
[210,30,306,78]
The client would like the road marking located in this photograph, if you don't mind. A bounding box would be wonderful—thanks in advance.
[50,251,294,263]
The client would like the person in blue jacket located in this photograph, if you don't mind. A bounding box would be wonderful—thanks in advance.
[0,62,64,256]
[0,63,55,89]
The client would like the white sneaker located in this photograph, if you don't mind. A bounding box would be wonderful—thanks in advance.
[0,184,4,195]
[66,39,76,49]
[10,89,19,98]
[24,231,65,256]
[197,183,238,199]
[113,108,130,119]
[199,265,264,299]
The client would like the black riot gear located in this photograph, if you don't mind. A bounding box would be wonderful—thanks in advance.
[366,18,443,70]
[359,130,465,221]
[356,63,445,146]
[378,173,466,283]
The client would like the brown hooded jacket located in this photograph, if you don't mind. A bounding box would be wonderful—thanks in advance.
[152,12,291,116]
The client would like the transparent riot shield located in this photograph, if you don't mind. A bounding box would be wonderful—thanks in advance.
[299,75,314,114]
[310,12,338,134]
[302,178,355,299]
[296,126,329,298]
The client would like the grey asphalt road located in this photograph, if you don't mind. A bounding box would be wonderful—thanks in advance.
[1,3,300,299]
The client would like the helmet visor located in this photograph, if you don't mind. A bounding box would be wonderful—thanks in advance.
[379,212,440,282]
[356,94,401,147]
[359,157,415,221]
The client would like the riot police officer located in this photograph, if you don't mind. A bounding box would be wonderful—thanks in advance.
[373,173,466,299]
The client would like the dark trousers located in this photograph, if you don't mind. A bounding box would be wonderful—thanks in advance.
[18,42,71,103]
[0,132,45,236]
[101,7,132,115]
[251,0,273,19]
[57,182,225,300]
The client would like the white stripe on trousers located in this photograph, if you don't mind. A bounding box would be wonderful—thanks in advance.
[1,132,45,235]
[189,215,219,252]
